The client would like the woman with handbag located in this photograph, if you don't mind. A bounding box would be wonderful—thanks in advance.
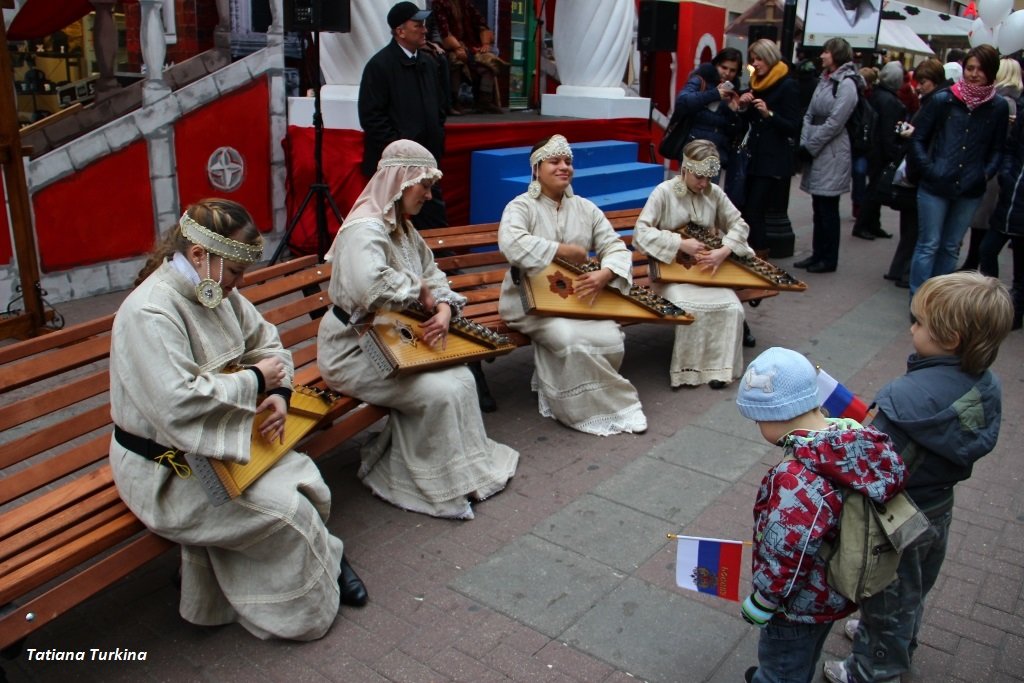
[736,39,801,253]
[882,59,946,288]
[852,61,907,241]
[663,48,744,173]
[907,44,1007,295]
[793,38,861,274]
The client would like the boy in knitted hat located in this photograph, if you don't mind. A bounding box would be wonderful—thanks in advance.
[736,347,905,683]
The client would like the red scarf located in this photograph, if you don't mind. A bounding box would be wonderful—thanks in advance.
[951,80,996,110]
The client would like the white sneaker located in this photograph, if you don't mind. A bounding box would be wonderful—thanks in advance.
[844,618,860,641]
[823,659,853,683]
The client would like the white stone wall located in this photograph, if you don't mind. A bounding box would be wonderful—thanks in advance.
[3,45,288,308]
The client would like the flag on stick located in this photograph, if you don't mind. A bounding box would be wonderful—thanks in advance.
[673,535,744,602]
[816,367,870,423]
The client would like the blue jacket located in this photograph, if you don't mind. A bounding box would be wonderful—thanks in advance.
[908,90,1008,199]
[872,354,1002,516]
[673,63,744,167]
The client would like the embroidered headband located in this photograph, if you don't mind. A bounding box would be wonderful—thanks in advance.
[682,155,722,178]
[378,155,440,170]
[529,134,574,167]
[179,212,263,264]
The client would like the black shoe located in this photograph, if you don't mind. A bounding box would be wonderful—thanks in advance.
[340,557,368,607]
[743,322,756,348]
[895,279,910,289]
[708,380,729,389]
[883,273,900,281]
[745,666,758,683]
[806,262,836,273]
[793,256,818,268]
[851,229,876,240]
[870,228,893,239]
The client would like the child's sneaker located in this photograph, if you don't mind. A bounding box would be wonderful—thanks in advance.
[844,618,859,641]
[823,660,854,683]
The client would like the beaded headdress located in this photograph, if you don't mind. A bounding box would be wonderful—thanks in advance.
[682,154,722,178]
[179,211,262,308]
[179,212,263,264]
[528,134,574,199]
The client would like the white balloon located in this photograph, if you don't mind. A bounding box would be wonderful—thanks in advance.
[979,0,1013,29]
[997,10,1024,54]
[969,17,997,47]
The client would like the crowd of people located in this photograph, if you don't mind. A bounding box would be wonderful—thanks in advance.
[102,9,1018,683]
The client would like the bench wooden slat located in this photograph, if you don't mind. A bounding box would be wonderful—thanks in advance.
[240,254,318,287]
[435,251,510,272]
[0,436,109,505]
[263,291,330,327]
[0,334,111,393]
[0,404,110,469]
[0,370,107,432]
[0,510,146,606]
[0,314,115,366]
[0,493,127,576]
[303,404,389,460]
[418,222,498,238]
[0,533,174,649]
[0,485,123,563]
[423,233,500,250]
[242,262,331,306]
[0,467,114,540]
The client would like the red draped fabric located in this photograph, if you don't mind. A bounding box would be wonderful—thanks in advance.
[283,118,654,255]
[8,0,95,40]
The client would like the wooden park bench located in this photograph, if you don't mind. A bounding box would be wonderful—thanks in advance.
[0,254,387,651]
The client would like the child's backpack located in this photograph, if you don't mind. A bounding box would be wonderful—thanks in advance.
[819,488,930,602]
[832,76,878,158]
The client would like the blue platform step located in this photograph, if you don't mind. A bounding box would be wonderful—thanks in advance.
[470,140,663,224]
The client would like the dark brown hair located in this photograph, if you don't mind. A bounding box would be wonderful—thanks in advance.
[966,44,999,85]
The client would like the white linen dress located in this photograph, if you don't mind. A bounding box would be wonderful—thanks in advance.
[109,261,344,641]
[498,192,647,436]
[634,177,755,387]
[317,217,519,519]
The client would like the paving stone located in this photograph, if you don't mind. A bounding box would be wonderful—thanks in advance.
[531,494,672,572]
[648,424,770,482]
[449,534,626,638]
[561,577,747,683]
[534,640,616,682]
[426,647,510,683]
[592,456,731,525]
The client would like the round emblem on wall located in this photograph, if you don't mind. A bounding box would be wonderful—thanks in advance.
[207,146,245,192]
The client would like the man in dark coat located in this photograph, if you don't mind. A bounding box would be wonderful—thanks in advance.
[359,2,449,228]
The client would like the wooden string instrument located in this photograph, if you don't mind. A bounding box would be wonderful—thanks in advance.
[187,385,340,506]
[648,223,807,292]
[358,300,517,379]
[517,257,694,325]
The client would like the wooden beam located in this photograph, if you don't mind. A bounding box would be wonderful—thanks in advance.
[0,12,48,339]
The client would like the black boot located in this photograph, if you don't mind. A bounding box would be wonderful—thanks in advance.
[339,557,368,607]
[743,322,756,348]
[959,228,985,271]
[469,361,497,412]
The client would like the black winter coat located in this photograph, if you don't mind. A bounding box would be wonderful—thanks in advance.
[908,89,1008,199]
[358,40,447,177]
[673,63,744,167]
[742,75,802,179]
[867,85,907,176]
[990,111,1024,236]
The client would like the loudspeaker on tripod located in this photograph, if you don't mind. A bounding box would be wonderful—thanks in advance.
[283,0,352,33]
[638,0,679,52]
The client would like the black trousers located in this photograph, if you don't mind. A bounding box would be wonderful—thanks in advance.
[811,194,841,268]
[886,205,919,282]
[743,176,785,252]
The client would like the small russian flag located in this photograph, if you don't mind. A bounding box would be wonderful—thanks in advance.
[674,535,743,602]
[816,368,870,423]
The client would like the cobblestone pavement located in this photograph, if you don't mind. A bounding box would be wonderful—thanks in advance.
[4,178,1022,683]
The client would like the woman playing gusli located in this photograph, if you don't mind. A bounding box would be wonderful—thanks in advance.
[634,139,756,390]
[109,198,366,641]
[497,134,647,436]
[317,139,518,519]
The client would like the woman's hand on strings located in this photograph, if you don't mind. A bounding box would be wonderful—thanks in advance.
[574,268,613,308]
[555,242,589,264]
[256,394,288,444]
[420,302,452,350]
[696,246,730,274]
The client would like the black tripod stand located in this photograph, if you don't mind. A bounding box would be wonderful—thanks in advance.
[271,29,343,264]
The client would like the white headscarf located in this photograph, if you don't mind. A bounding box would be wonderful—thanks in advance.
[326,140,443,259]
